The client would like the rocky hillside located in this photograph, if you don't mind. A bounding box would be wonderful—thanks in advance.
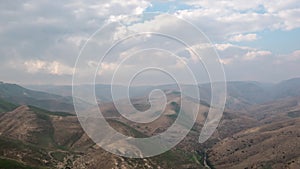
[208,118,300,169]
[0,99,208,169]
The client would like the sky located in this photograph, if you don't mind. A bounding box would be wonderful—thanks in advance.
[0,0,300,85]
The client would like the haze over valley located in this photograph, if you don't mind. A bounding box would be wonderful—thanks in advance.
[0,78,300,168]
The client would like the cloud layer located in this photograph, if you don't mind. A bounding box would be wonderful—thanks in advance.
[0,0,299,84]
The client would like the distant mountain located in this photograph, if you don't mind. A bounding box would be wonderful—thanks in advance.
[26,84,167,102]
[223,77,300,106]
[25,77,300,111]
[273,78,300,99]
[226,81,272,103]
[0,82,74,112]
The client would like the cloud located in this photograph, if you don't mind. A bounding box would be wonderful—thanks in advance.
[220,58,234,65]
[184,0,300,14]
[215,43,252,51]
[0,0,299,84]
[98,62,118,75]
[288,50,300,61]
[244,50,272,60]
[275,50,300,63]
[214,43,233,51]
[175,8,279,41]
[215,43,272,62]
[24,60,74,75]
[0,0,152,84]
[229,33,258,42]
[278,8,300,30]
[221,49,300,82]
[175,0,300,41]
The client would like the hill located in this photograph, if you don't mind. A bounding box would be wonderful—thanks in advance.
[0,99,208,168]
[25,77,300,110]
[1,77,300,168]
[0,82,74,112]
[208,118,300,169]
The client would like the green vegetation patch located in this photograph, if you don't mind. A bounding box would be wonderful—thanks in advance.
[51,151,67,162]
[287,110,300,118]
[0,158,39,169]
[153,149,205,168]
[0,138,49,168]
[0,98,18,113]
[28,106,74,117]
[107,119,147,138]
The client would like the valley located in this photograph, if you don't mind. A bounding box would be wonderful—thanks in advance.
[0,78,300,168]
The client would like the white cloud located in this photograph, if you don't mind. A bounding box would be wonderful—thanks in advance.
[176,8,280,41]
[98,62,118,75]
[65,35,88,47]
[215,43,234,51]
[24,60,46,73]
[24,60,74,75]
[278,8,300,30]
[288,50,300,61]
[220,58,234,65]
[215,43,272,62]
[184,0,263,11]
[244,50,272,60]
[229,33,258,42]
[65,0,150,18]
[215,43,253,52]
[0,0,299,84]
[176,0,300,41]
[276,50,300,63]
[184,0,300,14]
[174,57,188,69]
[222,49,300,82]
[263,0,300,13]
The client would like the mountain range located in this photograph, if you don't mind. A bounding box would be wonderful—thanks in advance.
[0,78,299,168]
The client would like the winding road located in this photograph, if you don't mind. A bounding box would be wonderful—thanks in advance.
[203,150,212,169]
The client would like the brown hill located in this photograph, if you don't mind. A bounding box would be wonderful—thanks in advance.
[208,118,300,169]
[0,103,207,169]
[1,89,300,169]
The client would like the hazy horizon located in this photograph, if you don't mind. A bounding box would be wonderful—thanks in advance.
[1,76,299,87]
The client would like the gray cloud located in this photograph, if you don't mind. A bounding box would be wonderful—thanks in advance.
[0,0,299,84]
